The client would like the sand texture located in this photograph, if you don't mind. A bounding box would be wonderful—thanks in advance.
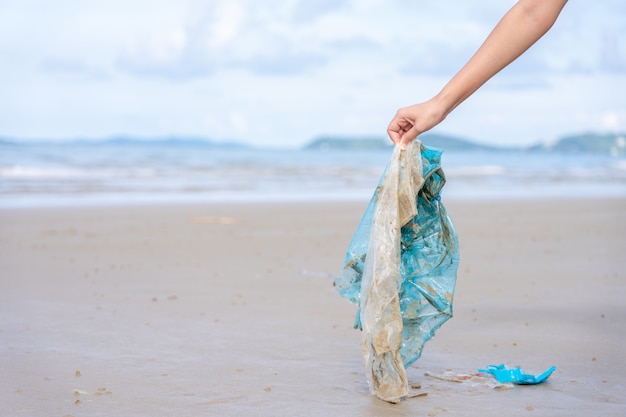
[1,199,625,416]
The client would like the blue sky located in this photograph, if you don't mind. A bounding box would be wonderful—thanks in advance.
[1,0,625,147]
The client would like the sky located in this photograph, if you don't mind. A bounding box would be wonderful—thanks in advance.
[1,0,625,148]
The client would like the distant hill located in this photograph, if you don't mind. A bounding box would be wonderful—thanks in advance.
[93,136,251,149]
[303,132,626,155]
[528,133,626,155]
[303,136,391,151]
[0,136,250,149]
[302,133,505,152]
[419,133,509,151]
[0,138,16,145]
[4,132,625,155]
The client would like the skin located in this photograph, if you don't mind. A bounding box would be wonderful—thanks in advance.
[387,0,569,149]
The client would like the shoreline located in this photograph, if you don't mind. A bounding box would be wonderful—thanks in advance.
[1,191,625,211]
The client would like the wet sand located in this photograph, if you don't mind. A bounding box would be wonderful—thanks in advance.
[0,198,625,416]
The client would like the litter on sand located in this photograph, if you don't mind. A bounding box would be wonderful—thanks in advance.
[334,140,459,403]
[425,365,556,390]
[478,364,557,385]
[424,371,514,390]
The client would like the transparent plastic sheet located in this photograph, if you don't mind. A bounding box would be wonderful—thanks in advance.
[334,141,460,403]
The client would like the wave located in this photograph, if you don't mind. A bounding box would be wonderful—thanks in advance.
[445,165,506,177]
[612,160,626,171]
[1,166,156,179]
[1,146,624,207]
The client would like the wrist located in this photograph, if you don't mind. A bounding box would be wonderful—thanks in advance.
[430,93,453,122]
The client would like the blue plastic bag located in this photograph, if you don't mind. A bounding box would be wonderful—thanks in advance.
[334,141,459,402]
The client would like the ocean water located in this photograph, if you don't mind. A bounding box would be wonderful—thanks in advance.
[1,140,625,208]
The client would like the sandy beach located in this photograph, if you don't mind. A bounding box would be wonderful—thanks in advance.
[1,198,624,416]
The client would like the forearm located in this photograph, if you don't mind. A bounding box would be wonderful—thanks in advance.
[435,0,567,117]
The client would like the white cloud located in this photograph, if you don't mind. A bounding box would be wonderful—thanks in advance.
[228,111,249,135]
[207,1,247,50]
[602,112,621,131]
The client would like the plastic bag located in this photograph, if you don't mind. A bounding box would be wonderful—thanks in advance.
[334,141,459,402]
[479,364,557,385]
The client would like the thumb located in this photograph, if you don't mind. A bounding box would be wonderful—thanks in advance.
[399,126,420,149]
[387,129,402,146]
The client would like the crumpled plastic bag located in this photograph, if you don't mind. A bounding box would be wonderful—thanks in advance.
[334,140,459,403]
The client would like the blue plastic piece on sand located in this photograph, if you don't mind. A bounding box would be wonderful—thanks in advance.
[479,364,557,385]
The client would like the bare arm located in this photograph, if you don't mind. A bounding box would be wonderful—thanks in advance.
[388,0,568,148]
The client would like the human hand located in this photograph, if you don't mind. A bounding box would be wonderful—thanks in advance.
[387,98,447,149]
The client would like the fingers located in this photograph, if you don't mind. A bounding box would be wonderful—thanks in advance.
[387,104,420,144]
[387,117,419,149]
[387,113,412,146]
[388,98,446,149]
